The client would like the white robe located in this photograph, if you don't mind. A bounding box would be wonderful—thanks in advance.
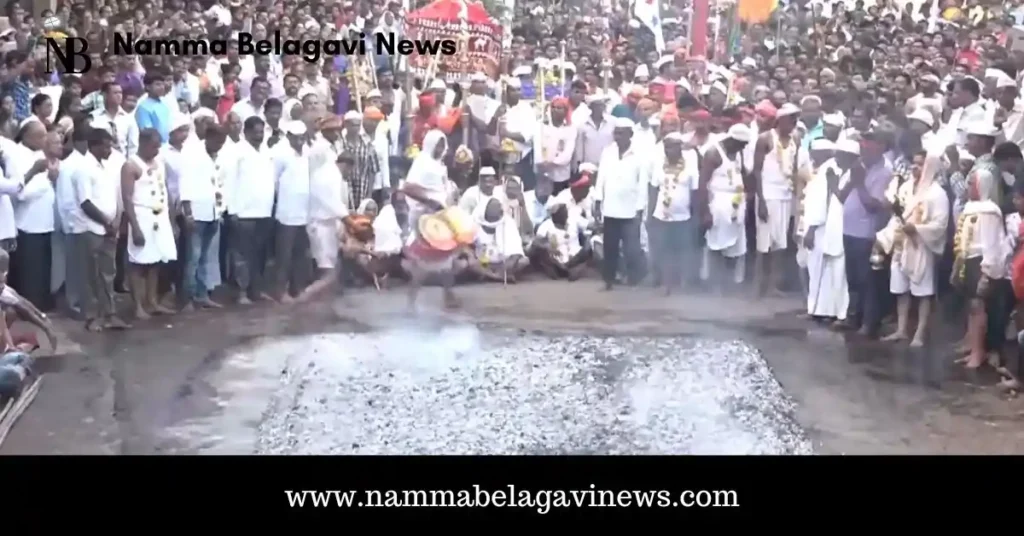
[876,179,949,296]
[804,160,849,319]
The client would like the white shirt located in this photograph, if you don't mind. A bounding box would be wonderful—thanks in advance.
[71,152,120,236]
[368,126,390,191]
[162,144,187,209]
[594,143,647,219]
[230,98,265,124]
[536,218,587,263]
[0,139,23,240]
[309,163,349,221]
[180,148,226,222]
[91,107,139,156]
[227,141,276,219]
[523,190,554,229]
[503,101,536,157]
[650,147,699,222]
[15,167,55,233]
[55,150,84,234]
[534,122,577,183]
[273,144,311,226]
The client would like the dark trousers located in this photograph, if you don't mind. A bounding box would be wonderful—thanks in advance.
[219,214,233,284]
[844,235,881,334]
[516,151,536,191]
[986,279,1016,353]
[229,217,271,298]
[10,231,52,311]
[74,232,116,320]
[273,223,310,297]
[602,216,642,285]
[113,230,127,292]
[650,218,696,287]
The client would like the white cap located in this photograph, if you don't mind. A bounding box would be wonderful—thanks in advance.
[777,103,800,117]
[613,116,635,128]
[562,62,577,73]
[908,108,934,127]
[727,123,752,142]
[366,88,382,98]
[822,113,844,127]
[343,110,362,122]
[663,131,686,142]
[192,107,218,123]
[579,162,598,173]
[470,72,488,82]
[965,121,999,137]
[479,166,496,176]
[283,121,308,136]
[810,138,835,152]
[741,57,757,68]
[511,65,532,77]
[920,74,940,85]
[429,78,447,90]
[654,56,673,70]
[170,113,192,132]
[800,95,822,106]
[506,77,522,89]
[836,139,860,155]
[997,74,1017,89]
[634,64,649,79]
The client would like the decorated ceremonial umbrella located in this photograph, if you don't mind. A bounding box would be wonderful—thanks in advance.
[404,0,503,83]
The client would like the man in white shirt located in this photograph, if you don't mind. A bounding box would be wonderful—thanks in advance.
[231,77,270,124]
[225,116,277,305]
[272,121,313,304]
[179,125,228,311]
[70,128,128,331]
[535,97,577,194]
[531,202,590,280]
[648,132,700,295]
[594,117,647,290]
[54,127,89,317]
[500,78,537,189]
[90,83,139,157]
[12,130,60,312]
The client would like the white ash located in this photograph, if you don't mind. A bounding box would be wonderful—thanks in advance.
[244,327,812,455]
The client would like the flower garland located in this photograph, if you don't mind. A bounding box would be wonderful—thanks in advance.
[728,156,744,223]
[775,136,796,191]
[659,159,686,218]
[951,212,978,283]
[212,160,225,215]
[148,159,167,231]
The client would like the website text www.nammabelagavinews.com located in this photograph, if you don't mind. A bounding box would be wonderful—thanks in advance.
[284,485,739,514]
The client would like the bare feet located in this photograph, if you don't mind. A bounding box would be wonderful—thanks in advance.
[151,304,175,315]
[279,294,295,305]
[134,308,151,321]
[963,353,985,369]
[881,331,908,342]
[856,326,872,337]
[909,337,925,348]
[85,319,104,332]
[180,302,195,314]
[238,295,252,306]
[259,293,276,302]
[104,316,131,330]
[196,297,223,309]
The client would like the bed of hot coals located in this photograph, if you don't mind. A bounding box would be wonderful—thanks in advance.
[247,326,812,455]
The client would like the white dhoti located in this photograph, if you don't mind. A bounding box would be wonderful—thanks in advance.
[755,197,792,253]
[807,249,848,319]
[307,218,340,270]
[890,250,936,297]
[127,208,178,265]
[701,191,747,283]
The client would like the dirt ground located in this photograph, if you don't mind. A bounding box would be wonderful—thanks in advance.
[4,279,1024,455]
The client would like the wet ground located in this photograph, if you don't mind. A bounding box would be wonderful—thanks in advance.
[5,280,1024,454]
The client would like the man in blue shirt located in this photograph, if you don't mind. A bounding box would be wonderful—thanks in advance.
[134,73,171,143]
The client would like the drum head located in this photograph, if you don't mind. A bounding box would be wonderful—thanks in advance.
[418,214,458,251]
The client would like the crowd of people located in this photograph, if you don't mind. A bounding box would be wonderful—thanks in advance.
[0,0,1023,389]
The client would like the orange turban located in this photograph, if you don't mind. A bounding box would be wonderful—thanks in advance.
[551,96,571,109]
[363,106,385,121]
[755,99,777,118]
